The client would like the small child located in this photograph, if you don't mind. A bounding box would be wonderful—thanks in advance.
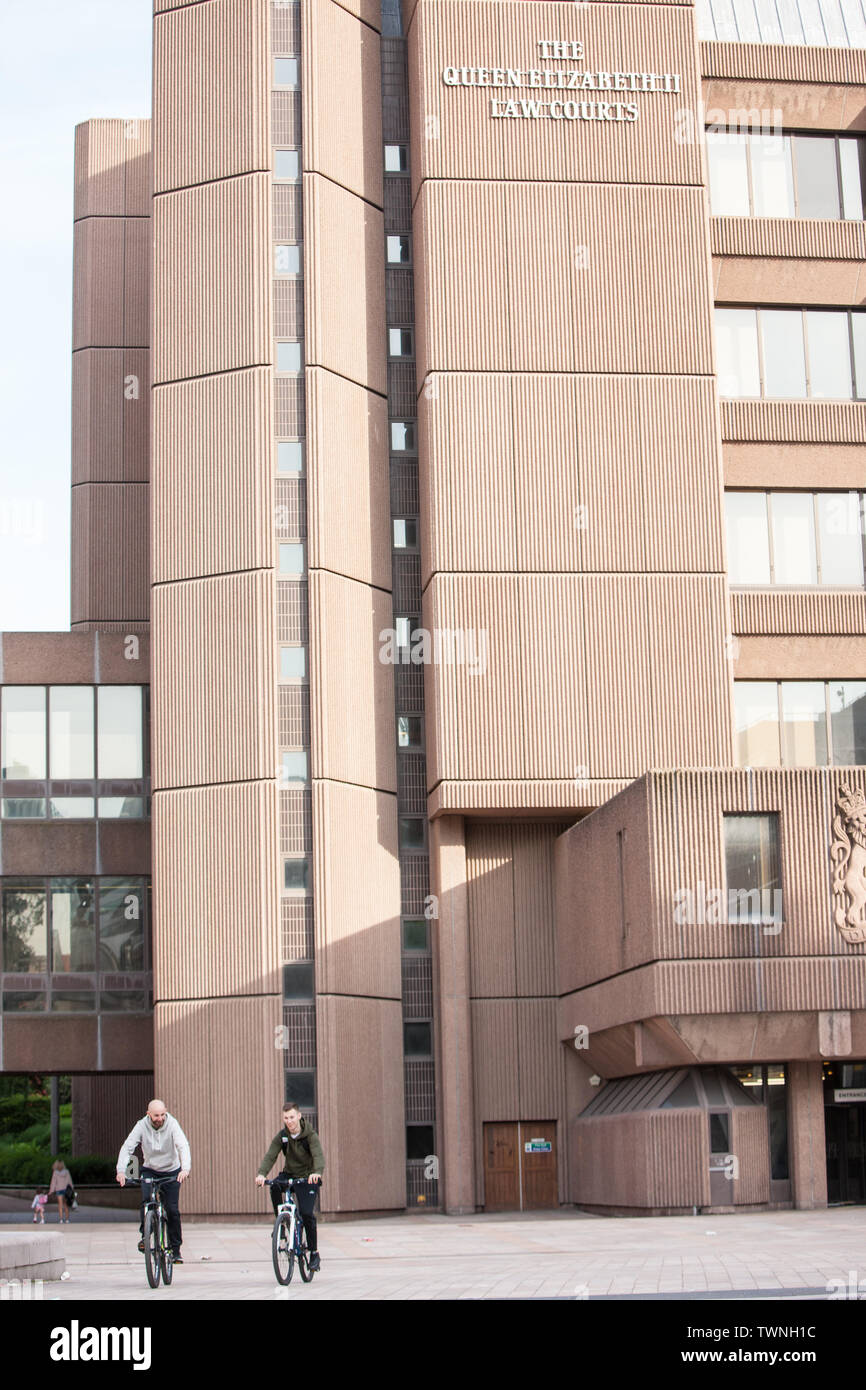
[31,1190,48,1224]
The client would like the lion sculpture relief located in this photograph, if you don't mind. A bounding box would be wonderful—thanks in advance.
[831,782,866,945]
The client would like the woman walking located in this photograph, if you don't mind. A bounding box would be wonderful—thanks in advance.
[48,1159,74,1223]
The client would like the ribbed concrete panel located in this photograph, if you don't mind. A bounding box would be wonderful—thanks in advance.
[582,576,654,780]
[648,576,732,770]
[153,0,270,194]
[731,589,866,637]
[408,0,703,191]
[152,571,277,787]
[518,576,589,779]
[71,484,151,625]
[305,368,391,590]
[311,780,401,998]
[516,998,561,1117]
[429,780,627,815]
[152,369,274,581]
[467,823,516,997]
[316,995,405,1213]
[303,174,386,394]
[153,175,272,384]
[513,825,561,997]
[72,350,150,484]
[154,996,281,1215]
[72,220,124,349]
[701,39,866,84]
[302,0,382,206]
[573,1112,709,1209]
[332,0,381,28]
[712,216,866,261]
[154,783,279,999]
[720,400,866,444]
[74,118,152,219]
[471,999,519,1120]
[124,218,151,348]
[308,570,397,791]
[415,183,714,378]
[511,375,581,573]
[647,1111,709,1208]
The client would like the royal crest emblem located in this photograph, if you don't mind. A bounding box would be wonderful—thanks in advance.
[831,782,866,945]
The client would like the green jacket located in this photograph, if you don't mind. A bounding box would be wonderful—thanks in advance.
[258,1118,325,1180]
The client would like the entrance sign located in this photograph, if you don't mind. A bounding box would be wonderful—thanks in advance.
[834,1088,866,1103]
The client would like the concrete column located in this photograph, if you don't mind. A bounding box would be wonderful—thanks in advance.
[788,1061,828,1210]
[430,815,476,1214]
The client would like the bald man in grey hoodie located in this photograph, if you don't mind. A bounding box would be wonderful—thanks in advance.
[116,1099,191,1262]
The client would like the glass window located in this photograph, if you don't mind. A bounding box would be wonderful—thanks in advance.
[393,519,418,549]
[49,798,95,819]
[761,310,807,398]
[2,887,47,972]
[51,992,96,1012]
[839,138,864,218]
[770,492,817,584]
[706,132,750,216]
[275,244,300,276]
[276,341,302,373]
[725,493,771,584]
[98,797,145,819]
[98,879,145,971]
[398,716,422,748]
[402,917,428,950]
[279,647,306,682]
[51,880,95,973]
[404,1022,432,1057]
[284,1072,316,1108]
[274,149,300,181]
[386,234,411,264]
[274,57,299,87]
[48,687,93,778]
[817,493,863,585]
[3,992,46,1012]
[100,991,148,1012]
[279,543,305,575]
[724,813,781,923]
[2,799,47,819]
[715,309,760,397]
[750,133,795,218]
[283,858,309,893]
[277,441,304,474]
[283,962,314,999]
[280,751,308,785]
[806,310,853,399]
[399,817,425,850]
[391,421,417,452]
[97,687,143,779]
[793,134,841,218]
[384,144,408,173]
[850,313,866,398]
[389,328,413,358]
[830,681,866,764]
[734,682,780,765]
[709,1112,730,1153]
[1,687,46,778]
[780,680,828,765]
[406,1125,434,1160]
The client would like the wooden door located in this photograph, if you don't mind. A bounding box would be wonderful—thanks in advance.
[520,1122,558,1209]
[483,1123,520,1211]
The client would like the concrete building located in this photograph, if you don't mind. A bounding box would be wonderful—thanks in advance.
[2,0,866,1215]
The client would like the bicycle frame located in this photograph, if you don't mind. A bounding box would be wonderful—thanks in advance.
[266,1178,316,1286]
[137,1176,175,1290]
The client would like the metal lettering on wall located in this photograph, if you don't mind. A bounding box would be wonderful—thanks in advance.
[441,38,681,124]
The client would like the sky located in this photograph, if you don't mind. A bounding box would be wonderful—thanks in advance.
[0,0,152,632]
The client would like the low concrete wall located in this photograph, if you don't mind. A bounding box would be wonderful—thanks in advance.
[0,1232,65,1281]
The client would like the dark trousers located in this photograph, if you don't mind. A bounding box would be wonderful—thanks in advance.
[140,1167,182,1253]
[270,1176,320,1253]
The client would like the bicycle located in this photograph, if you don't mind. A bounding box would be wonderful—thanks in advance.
[266,1178,317,1285]
[131,1176,175,1289]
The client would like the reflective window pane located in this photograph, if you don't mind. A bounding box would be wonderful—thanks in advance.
[839,138,864,218]
[274,149,300,180]
[97,687,143,779]
[48,687,93,778]
[830,681,866,764]
[806,311,853,399]
[279,543,305,575]
[273,57,298,87]
[817,493,864,585]
[276,341,302,373]
[715,308,760,397]
[397,716,422,748]
[761,310,807,398]
[780,681,828,765]
[393,518,418,549]
[851,313,866,399]
[749,133,794,218]
[51,992,96,1013]
[404,1022,432,1057]
[283,859,309,893]
[793,135,841,218]
[3,992,46,1012]
[274,244,300,276]
[2,887,47,972]
[100,991,148,1012]
[49,798,95,819]
[279,647,306,681]
[725,493,771,584]
[280,751,308,785]
[1,687,46,778]
[283,962,314,999]
[99,879,146,971]
[277,441,304,474]
[734,682,780,765]
[2,799,46,819]
[770,492,817,584]
[706,132,750,216]
[402,917,428,950]
[97,797,145,819]
[51,880,95,972]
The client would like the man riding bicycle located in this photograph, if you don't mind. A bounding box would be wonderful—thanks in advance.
[116,1099,191,1264]
[256,1102,324,1272]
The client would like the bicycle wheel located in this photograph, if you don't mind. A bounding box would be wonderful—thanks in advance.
[272,1213,294,1285]
[143,1210,161,1289]
[298,1226,314,1283]
[160,1214,174,1286]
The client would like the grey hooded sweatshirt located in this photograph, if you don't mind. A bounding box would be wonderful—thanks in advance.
[116,1113,192,1176]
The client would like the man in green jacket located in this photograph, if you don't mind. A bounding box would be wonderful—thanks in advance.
[256,1102,325,1271]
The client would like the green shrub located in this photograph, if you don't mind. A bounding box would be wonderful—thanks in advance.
[0,1096,50,1135]
[0,1144,116,1186]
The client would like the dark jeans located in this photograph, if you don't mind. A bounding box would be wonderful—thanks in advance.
[270,1176,320,1254]
[140,1167,182,1254]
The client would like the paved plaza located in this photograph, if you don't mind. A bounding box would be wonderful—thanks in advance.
[3,1206,865,1301]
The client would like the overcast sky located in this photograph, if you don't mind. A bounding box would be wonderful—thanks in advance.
[0,0,152,632]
